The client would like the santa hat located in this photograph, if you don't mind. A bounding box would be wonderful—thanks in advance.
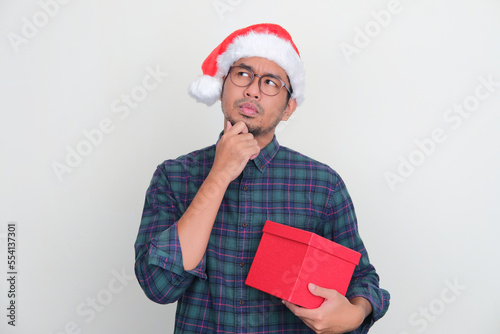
[188,23,305,106]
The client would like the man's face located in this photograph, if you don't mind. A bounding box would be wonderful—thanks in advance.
[221,57,297,146]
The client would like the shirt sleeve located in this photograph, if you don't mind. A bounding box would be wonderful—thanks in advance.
[134,164,207,304]
[328,172,390,334]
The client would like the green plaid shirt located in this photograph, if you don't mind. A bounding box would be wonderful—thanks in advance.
[134,135,390,333]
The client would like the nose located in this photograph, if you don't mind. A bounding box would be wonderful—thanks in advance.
[244,76,261,100]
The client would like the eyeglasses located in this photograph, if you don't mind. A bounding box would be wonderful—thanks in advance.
[228,65,292,97]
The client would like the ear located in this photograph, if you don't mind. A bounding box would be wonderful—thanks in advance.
[281,98,297,121]
[220,75,227,101]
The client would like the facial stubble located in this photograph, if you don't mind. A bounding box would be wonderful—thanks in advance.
[222,98,289,138]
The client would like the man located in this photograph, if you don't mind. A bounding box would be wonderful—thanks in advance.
[134,23,390,333]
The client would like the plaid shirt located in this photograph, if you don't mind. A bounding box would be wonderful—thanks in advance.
[134,135,390,333]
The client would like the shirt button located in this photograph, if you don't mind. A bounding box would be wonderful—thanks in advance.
[242,222,248,228]
[243,186,248,191]
[239,300,244,305]
[239,262,245,267]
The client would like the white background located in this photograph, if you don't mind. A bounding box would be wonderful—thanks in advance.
[1,0,500,333]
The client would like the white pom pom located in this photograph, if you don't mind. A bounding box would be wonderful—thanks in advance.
[188,75,222,106]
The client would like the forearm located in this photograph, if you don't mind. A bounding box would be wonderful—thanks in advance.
[178,121,260,270]
[134,160,233,303]
[346,272,390,331]
[350,297,372,321]
[177,170,230,270]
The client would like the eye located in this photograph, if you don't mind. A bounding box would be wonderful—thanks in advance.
[263,77,280,87]
[236,69,251,78]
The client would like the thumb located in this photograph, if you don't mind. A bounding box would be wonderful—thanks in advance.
[225,121,232,133]
[308,283,333,298]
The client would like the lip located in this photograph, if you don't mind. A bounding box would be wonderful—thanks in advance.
[239,102,259,117]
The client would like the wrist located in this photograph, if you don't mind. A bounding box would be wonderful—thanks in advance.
[207,165,236,187]
[349,297,372,329]
[350,297,372,317]
[206,169,232,190]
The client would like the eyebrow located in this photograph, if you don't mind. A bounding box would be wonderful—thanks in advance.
[237,63,287,83]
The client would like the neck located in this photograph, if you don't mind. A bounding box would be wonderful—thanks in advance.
[254,133,274,150]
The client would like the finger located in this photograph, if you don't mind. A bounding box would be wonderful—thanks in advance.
[224,120,239,135]
[282,300,311,319]
[308,284,346,309]
[282,300,299,313]
[308,283,335,299]
[225,121,248,135]
[234,121,248,134]
[240,141,260,159]
[243,138,260,159]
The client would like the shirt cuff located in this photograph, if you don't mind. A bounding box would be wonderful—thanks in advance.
[147,222,207,280]
[346,284,390,334]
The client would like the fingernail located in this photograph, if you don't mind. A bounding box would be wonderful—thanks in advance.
[309,283,316,291]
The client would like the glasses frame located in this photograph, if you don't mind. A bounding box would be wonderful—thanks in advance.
[228,65,292,97]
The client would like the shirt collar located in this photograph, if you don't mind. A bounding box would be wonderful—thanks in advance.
[252,135,280,173]
[216,132,280,173]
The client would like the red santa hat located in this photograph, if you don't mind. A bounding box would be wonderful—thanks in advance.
[188,23,305,106]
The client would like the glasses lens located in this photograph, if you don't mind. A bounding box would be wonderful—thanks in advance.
[229,66,286,96]
[230,67,253,87]
[260,76,283,96]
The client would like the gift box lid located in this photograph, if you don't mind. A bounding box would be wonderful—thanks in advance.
[263,220,361,265]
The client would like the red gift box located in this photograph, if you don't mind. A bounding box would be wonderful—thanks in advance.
[245,220,361,309]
